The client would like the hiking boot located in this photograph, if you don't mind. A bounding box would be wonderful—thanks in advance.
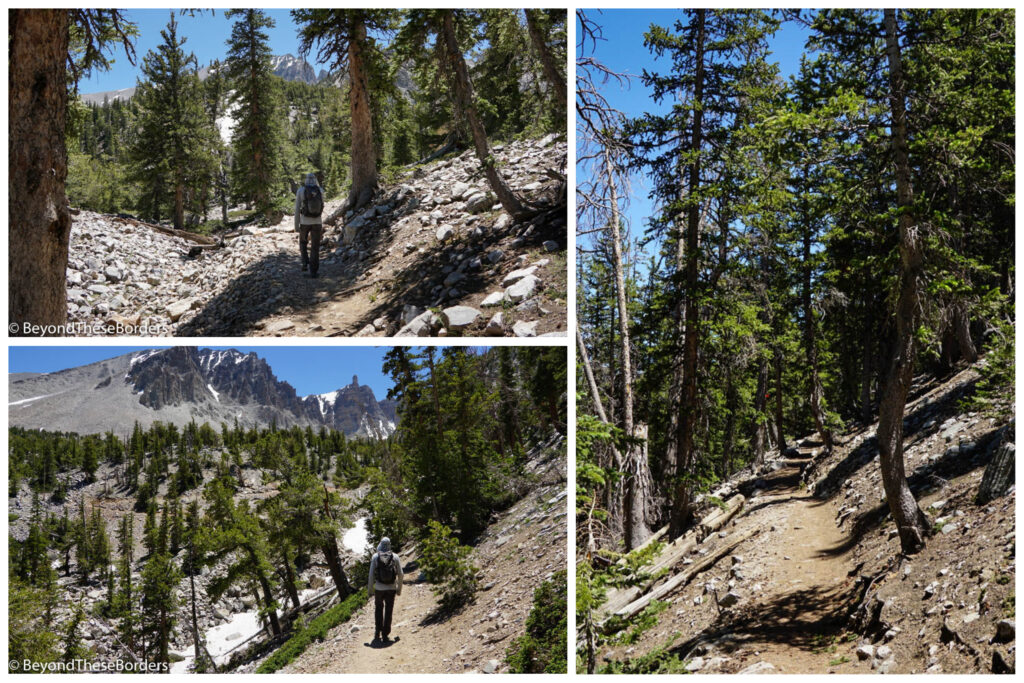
[381,635,391,644]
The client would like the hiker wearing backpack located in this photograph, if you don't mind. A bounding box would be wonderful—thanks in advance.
[368,537,404,643]
[294,172,325,278]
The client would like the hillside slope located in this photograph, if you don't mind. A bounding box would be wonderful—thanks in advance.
[281,435,568,674]
[594,362,1014,674]
[64,135,566,338]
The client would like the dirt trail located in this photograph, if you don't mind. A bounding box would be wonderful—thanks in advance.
[693,447,861,672]
[286,568,448,674]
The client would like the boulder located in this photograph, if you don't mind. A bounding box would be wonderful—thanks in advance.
[441,306,481,331]
[436,224,455,242]
[502,266,538,286]
[512,320,538,337]
[485,312,505,337]
[737,661,775,674]
[504,275,541,303]
[481,292,504,307]
[465,192,495,214]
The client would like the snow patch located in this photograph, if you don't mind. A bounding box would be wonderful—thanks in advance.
[343,517,371,554]
[8,393,59,406]
[128,349,161,369]
[207,384,220,402]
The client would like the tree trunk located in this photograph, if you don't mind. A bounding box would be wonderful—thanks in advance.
[802,212,834,452]
[440,11,528,221]
[174,183,185,230]
[9,9,71,333]
[256,571,282,636]
[668,9,706,540]
[773,347,787,453]
[752,357,769,466]
[861,308,875,424]
[952,302,978,364]
[523,10,566,116]
[601,146,650,551]
[347,14,377,211]
[877,9,930,555]
[282,552,301,610]
[322,539,352,601]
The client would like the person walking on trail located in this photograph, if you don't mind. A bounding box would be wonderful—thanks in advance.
[368,537,403,643]
[294,172,324,278]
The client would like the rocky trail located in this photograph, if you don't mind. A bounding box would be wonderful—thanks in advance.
[598,362,1015,674]
[64,135,567,338]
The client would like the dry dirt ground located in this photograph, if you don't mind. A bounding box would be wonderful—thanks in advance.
[598,363,1015,674]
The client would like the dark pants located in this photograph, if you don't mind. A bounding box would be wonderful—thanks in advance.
[374,589,396,638]
[299,223,322,274]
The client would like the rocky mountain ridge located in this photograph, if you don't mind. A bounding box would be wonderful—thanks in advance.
[9,347,396,438]
[80,54,330,105]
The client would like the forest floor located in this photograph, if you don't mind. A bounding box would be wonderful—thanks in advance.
[64,135,567,338]
[280,435,568,674]
[598,362,1015,674]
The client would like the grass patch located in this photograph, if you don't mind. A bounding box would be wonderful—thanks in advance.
[599,642,689,674]
[1003,593,1015,618]
[829,656,850,666]
[996,574,1012,585]
[255,589,366,673]
[607,600,669,646]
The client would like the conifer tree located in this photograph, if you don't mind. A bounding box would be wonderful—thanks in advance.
[129,13,217,228]
[225,9,284,221]
[294,9,400,211]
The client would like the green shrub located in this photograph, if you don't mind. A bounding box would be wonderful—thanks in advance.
[255,589,366,673]
[506,570,567,673]
[419,520,478,610]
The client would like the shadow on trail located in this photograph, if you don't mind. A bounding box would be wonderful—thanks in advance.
[364,637,400,649]
[669,582,859,661]
[176,198,565,337]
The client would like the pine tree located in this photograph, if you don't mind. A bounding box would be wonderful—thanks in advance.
[294,9,400,211]
[129,13,217,228]
[139,550,181,664]
[225,9,284,221]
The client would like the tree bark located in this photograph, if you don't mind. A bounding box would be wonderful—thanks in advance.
[322,539,352,601]
[878,9,930,555]
[801,204,834,452]
[523,10,566,116]
[752,356,769,466]
[256,570,282,636]
[601,145,650,550]
[773,347,787,453]
[9,9,71,333]
[952,302,978,364]
[668,9,706,540]
[440,11,528,221]
[860,307,875,424]
[282,552,301,610]
[347,13,377,211]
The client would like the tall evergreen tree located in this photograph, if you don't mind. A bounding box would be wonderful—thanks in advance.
[225,9,284,221]
[129,13,217,228]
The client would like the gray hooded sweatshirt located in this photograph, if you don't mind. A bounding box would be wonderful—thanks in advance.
[294,173,323,230]
[368,537,403,596]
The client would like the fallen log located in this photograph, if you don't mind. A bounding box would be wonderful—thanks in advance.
[608,527,759,624]
[111,215,219,246]
[600,494,745,616]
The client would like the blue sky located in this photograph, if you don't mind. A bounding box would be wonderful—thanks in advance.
[9,346,396,399]
[81,9,326,93]
[576,9,811,254]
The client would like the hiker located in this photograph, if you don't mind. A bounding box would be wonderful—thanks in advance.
[294,172,324,278]
[368,537,404,643]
